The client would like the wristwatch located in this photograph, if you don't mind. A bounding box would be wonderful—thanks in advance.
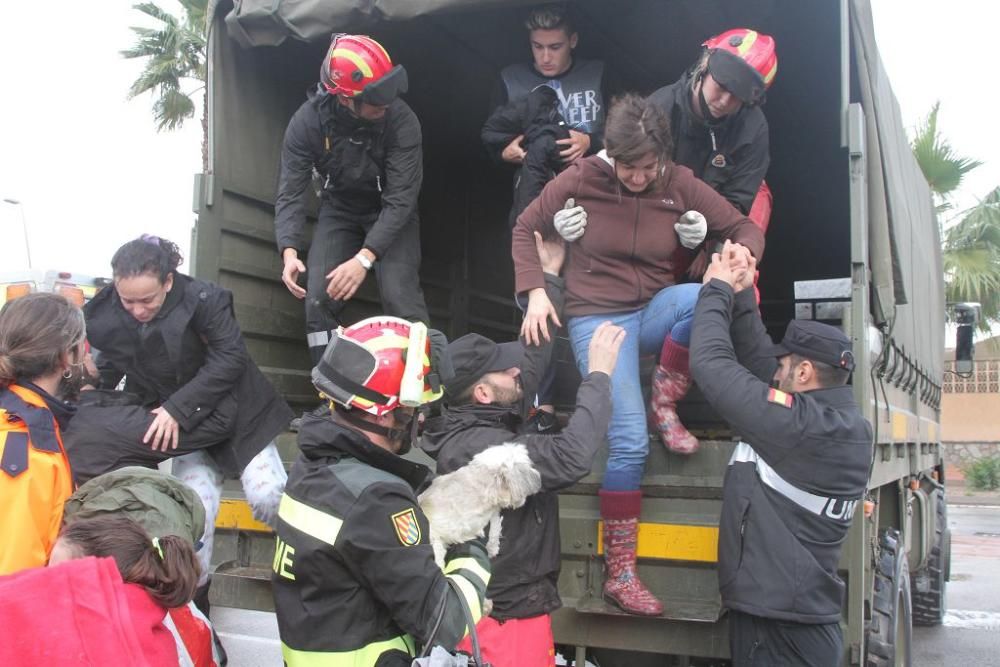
[354,252,373,270]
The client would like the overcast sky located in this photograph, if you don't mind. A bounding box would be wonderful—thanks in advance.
[0,0,997,279]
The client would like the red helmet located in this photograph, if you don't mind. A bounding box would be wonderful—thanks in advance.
[320,34,408,105]
[702,28,777,105]
[312,316,443,416]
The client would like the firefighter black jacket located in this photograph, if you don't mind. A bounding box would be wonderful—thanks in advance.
[420,274,613,620]
[274,87,423,260]
[691,281,873,623]
[648,74,770,216]
[272,411,490,665]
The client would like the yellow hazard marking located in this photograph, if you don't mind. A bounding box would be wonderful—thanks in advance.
[763,61,777,85]
[215,498,272,533]
[736,30,757,56]
[331,47,374,79]
[891,411,909,441]
[597,522,719,563]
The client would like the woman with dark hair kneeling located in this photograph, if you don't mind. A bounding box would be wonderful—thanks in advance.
[0,292,87,574]
[64,235,293,605]
[513,94,764,615]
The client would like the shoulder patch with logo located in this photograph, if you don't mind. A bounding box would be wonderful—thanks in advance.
[767,388,794,408]
[391,508,421,546]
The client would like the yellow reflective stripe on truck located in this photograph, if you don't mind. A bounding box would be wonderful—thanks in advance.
[215,498,272,532]
[281,634,415,666]
[221,500,724,563]
[597,522,719,563]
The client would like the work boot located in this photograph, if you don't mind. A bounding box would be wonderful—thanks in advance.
[600,490,664,617]
[650,337,699,455]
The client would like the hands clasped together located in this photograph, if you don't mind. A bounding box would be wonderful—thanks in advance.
[702,239,757,293]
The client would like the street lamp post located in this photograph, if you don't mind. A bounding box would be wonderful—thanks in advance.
[2,198,33,270]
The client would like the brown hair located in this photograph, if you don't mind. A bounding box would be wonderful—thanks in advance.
[603,93,674,167]
[0,293,86,387]
[688,51,711,93]
[525,3,575,35]
[58,516,201,609]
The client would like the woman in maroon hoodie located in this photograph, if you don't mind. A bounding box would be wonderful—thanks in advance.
[512,94,764,616]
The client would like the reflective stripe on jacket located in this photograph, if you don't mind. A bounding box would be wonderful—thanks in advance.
[690,282,872,623]
[272,412,490,665]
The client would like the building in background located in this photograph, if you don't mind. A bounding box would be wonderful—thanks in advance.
[942,337,1000,478]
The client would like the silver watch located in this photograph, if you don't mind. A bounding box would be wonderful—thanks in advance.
[354,252,373,270]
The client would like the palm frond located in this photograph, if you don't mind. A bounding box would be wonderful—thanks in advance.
[911,102,982,198]
[127,67,178,99]
[153,87,197,132]
[943,189,1000,327]
[122,0,206,131]
[132,2,179,27]
[945,187,1000,250]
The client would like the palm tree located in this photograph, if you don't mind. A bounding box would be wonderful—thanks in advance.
[942,188,1000,327]
[911,103,1000,328]
[121,0,208,167]
[911,102,982,213]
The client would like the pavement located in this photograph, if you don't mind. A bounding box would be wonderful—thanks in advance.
[946,480,1000,506]
[912,502,1000,665]
[212,606,282,666]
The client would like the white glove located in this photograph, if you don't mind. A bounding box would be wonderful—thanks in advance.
[553,198,587,242]
[675,210,708,249]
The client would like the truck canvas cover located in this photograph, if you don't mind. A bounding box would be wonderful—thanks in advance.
[206,0,942,394]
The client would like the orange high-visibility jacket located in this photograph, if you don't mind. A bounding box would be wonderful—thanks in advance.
[0,384,74,575]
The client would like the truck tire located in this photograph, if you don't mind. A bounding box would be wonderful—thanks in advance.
[865,528,912,667]
[911,488,949,626]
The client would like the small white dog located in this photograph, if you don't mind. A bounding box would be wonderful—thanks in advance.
[419,442,542,567]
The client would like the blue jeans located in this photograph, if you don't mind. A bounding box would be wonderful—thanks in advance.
[568,283,701,491]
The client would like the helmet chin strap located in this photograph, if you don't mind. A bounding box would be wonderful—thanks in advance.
[333,404,415,454]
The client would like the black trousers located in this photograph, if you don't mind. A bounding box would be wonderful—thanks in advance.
[305,202,429,363]
[728,610,843,667]
[63,391,236,486]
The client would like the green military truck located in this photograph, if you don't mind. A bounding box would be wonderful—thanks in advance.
[197,1,950,664]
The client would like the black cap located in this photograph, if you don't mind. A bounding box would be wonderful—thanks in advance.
[763,320,856,372]
[444,334,524,398]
